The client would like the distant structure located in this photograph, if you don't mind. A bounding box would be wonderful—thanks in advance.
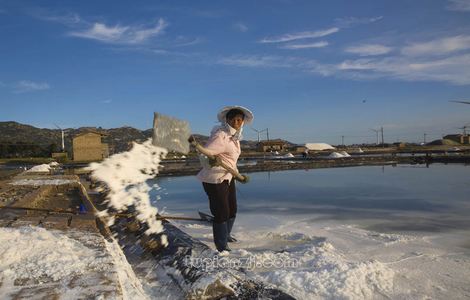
[443,134,470,145]
[72,131,109,161]
[51,152,68,162]
[258,139,287,152]
[294,145,308,153]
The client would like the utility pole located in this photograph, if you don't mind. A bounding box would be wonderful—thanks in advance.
[423,133,427,144]
[381,126,384,147]
[251,127,269,143]
[341,135,345,146]
[456,124,469,136]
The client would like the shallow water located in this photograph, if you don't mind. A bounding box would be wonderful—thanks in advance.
[152,164,470,299]
[152,163,470,234]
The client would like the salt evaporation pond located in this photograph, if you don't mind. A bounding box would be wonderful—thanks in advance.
[150,164,470,299]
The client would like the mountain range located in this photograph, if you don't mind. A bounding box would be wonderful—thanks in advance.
[0,121,291,154]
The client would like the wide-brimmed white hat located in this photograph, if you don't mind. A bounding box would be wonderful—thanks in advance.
[217,105,254,125]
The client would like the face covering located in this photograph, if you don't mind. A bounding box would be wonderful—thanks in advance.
[225,122,243,141]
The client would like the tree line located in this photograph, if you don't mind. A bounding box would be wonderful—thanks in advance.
[0,142,60,158]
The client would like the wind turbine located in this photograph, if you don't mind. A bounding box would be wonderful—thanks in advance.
[370,128,380,145]
[54,123,66,152]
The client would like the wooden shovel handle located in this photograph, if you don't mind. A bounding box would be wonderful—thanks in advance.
[193,143,245,181]
[113,212,205,221]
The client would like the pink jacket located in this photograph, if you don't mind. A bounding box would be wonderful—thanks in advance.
[197,126,241,184]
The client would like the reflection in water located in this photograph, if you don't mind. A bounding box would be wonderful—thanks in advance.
[151,164,470,233]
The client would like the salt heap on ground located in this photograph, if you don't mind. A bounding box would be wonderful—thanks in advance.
[0,226,148,299]
[25,164,51,173]
[327,151,351,158]
[328,152,345,158]
[305,143,335,151]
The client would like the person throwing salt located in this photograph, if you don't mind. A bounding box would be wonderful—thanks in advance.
[188,106,252,253]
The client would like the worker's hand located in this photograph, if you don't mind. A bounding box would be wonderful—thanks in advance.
[208,156,219,167]
[237,174,250,184]
[188,135,197,146]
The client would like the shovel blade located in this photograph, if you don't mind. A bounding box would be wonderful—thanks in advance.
[152,112,191,154]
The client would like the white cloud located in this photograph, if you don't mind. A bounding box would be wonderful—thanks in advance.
[217,51,470,85]
[402,35,470,56]
[101,99,112,104]
[333,54,470,85]
[334,16,383,28]
[69,18,168,44]
[447,0,470,11]
[259,27,339,43]
[71,23,127,42]
[337,59,376,71]
[29,8,82,25]
[151,49,171,55]
[132,19,168,43]
[40,13,81,25]
[345,44,392,56]
[280,41,329,49]
[217,55,296,68]
[233,22,248,32]
[173,36,203,47]
[14,81,51,93]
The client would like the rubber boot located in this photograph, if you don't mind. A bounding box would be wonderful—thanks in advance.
[213,222,230,252]
[227,217,238,243]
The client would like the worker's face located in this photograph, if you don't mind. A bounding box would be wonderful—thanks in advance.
[227,114,245,130]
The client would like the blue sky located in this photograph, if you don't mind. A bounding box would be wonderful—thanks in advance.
[1,0,470,145]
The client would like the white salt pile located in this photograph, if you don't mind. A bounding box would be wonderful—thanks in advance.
[305,143,335,151]
[283,153,295,158]
[327,151,351,158]
[49,161,60,167]
[248,233,395,300]
[88,139,168,240]
[0,226,107,283]
[179,219,399,299]
[328,152,344,158]
[25,164,51,173]
[0,226,148,299]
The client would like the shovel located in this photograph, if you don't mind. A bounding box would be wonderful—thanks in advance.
[152,112,245,181]
[0,205,208,222]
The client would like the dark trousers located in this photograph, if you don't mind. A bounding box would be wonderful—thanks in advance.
[202,179,237,223]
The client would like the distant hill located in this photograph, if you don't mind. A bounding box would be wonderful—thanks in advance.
[0,121,60,145]
[0,121,155,155]
[0,121,294,157]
